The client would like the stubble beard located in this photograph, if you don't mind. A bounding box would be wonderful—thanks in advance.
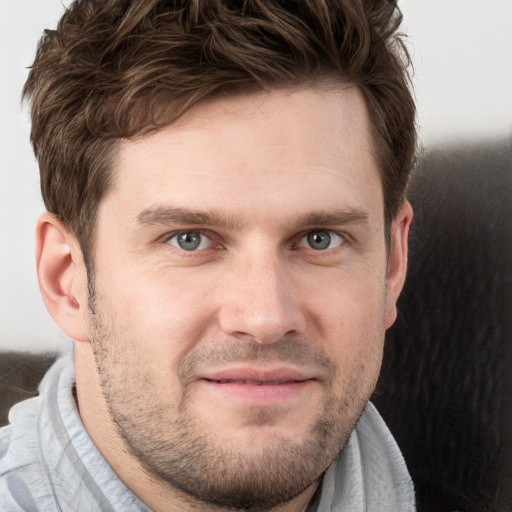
[87,292,379,511]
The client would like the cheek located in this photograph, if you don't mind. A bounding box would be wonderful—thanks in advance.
[303,266,387,367]
[98,266,219,356]
[305,262,388,327]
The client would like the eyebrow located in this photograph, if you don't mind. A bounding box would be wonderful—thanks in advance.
[294,209,369,227]
[136,206,369,230]
[137,206,244,230]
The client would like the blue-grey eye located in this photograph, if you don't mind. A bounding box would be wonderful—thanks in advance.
[168,232,210,251]
[298,231,344,250]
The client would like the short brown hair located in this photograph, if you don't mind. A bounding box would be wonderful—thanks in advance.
[23,0,416,263]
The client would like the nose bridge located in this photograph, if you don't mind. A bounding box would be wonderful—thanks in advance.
[218,245,305,343]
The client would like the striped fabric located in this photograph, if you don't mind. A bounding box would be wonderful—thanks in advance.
[0,353,148,511]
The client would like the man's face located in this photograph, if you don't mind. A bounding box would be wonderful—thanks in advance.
[85,86,405,510]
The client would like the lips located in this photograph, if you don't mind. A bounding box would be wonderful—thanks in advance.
[213,379,300,385]
[200,367,313,385]
[197,367,316,403]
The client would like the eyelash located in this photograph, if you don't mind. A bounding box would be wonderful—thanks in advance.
[295,230,345,251]
[163,230,220,253]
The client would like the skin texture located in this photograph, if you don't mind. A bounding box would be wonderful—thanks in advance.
[36,86,412,512]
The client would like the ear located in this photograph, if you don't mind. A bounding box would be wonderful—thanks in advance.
[384,200,413,329]
[35,212,90,342]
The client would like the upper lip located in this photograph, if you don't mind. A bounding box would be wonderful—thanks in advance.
[199,367,315,384]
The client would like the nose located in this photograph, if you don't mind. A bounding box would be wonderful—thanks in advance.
[218,251,306,344]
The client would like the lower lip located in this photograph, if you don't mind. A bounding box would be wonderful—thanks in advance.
[201,379,314,403]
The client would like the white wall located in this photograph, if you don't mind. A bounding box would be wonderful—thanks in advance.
[1,0,511,352]
[0,1,72,352]
[400,0,512,144]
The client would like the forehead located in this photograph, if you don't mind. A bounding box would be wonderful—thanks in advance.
[104,86,382,228]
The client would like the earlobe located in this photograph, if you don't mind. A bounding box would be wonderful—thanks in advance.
[36,212,89,342]
[384,200,413,329]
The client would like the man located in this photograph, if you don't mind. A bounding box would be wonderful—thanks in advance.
[0,1,416,510]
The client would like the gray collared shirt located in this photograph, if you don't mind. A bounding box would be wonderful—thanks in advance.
[0,353,415,511]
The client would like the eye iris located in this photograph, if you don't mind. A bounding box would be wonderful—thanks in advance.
[177,232,201,251]
[307,231,331,250]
